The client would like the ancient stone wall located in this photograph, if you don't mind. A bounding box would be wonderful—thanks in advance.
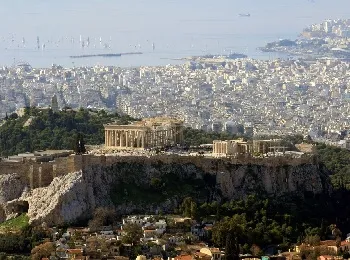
[0,153,328,226]
[0,153,317,191]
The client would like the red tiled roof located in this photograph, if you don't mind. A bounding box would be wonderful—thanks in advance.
[319,255,335,259]
[175,254,193,260]
[320,240,337,246]
[67,249,83,254]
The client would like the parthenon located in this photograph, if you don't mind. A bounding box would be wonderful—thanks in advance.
[104,117,184,149]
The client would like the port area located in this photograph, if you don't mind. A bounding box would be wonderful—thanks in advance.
[69,52,142,59]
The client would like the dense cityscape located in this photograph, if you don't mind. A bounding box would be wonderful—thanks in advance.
[1,5,350,260]
[3,20,350,142]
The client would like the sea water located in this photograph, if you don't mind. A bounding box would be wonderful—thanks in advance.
[0,0,349,68]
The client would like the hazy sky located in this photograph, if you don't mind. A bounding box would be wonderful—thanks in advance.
[1,0,349,38]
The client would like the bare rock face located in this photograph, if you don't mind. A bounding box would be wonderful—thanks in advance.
[0,206,5,223]
[0,173,27,222]
[6,169,112,226]
[1,159,332,226]
[216,163,331,199]
[0,173,27,204]
[27,171,91,225]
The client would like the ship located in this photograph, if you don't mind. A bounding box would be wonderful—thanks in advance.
[69,52,142,59]
[70,53,122,59]
[239,13,251,17]
[227,53,247,59]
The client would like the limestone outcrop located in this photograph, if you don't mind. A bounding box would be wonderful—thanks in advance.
[0,158,332,226]
[216,163,331,199]
[6,169,113,226]
[0,173,27,204]
[0,173,28,222]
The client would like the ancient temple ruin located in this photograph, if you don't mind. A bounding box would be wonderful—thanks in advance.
[104,117,184,149]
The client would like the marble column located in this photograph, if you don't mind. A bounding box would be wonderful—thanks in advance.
[105,130,108,146]
[105,130,106,146]
[132,130,136,147]
[115,130,118,147]
[110,130,113,146]
[141,131,145,148]
[125,131,129,148]
[115,130,120,147]
[138,131,142,148]
[111,130,113,146]
[120,131,124,147]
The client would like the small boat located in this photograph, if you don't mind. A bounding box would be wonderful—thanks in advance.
[239,13,251,17]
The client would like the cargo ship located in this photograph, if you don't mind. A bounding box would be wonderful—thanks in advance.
[70,53,122,59]
[69,52,142,59]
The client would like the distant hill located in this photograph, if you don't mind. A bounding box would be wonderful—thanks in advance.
[0,107,248,156]
[0,107,134,156]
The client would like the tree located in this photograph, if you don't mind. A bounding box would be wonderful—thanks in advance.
[24,106,31,116]
[304,234,321,246]
[74,133,86,154]
[88,207,117,231]
[212,214,247,260]
[180,197,194,217]
[0,106,139,156]
[250,244,262,256]
[30,242,55,260]
[150,177,162,191]
[9,113,18,120]
[225,232,239,260]
[330,224,342,247]
[179,197,199,219]
[0,233,28,253]
[122,223,143,245]
[190,201,198,220]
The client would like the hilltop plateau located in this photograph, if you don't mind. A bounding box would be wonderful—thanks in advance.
[0,107,349,247]
[0,154,331,226]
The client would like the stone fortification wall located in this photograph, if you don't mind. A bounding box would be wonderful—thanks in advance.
[0,153,317,193]
[0,155,75,192]
[0,153,328,226]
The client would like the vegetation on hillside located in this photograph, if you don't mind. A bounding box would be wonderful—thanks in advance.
[0,214,29,233]
[0,218,51,256]
[316,143,350,189]
[0,107,306,156]
[109,162,215,207]
[178,191,350,259]
[0,107,134,156]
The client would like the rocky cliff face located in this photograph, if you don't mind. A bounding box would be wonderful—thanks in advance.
[216,163,330,199]
[0,173,28,222]
[5,169,113,226]
[0,159,331,226]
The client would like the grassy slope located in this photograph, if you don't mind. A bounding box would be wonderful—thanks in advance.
[0,214,29,232]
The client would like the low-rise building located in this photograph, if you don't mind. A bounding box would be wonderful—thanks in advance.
[199,248,223,260]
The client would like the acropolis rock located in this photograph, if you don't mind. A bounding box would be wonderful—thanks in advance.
[0,155,332,226]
